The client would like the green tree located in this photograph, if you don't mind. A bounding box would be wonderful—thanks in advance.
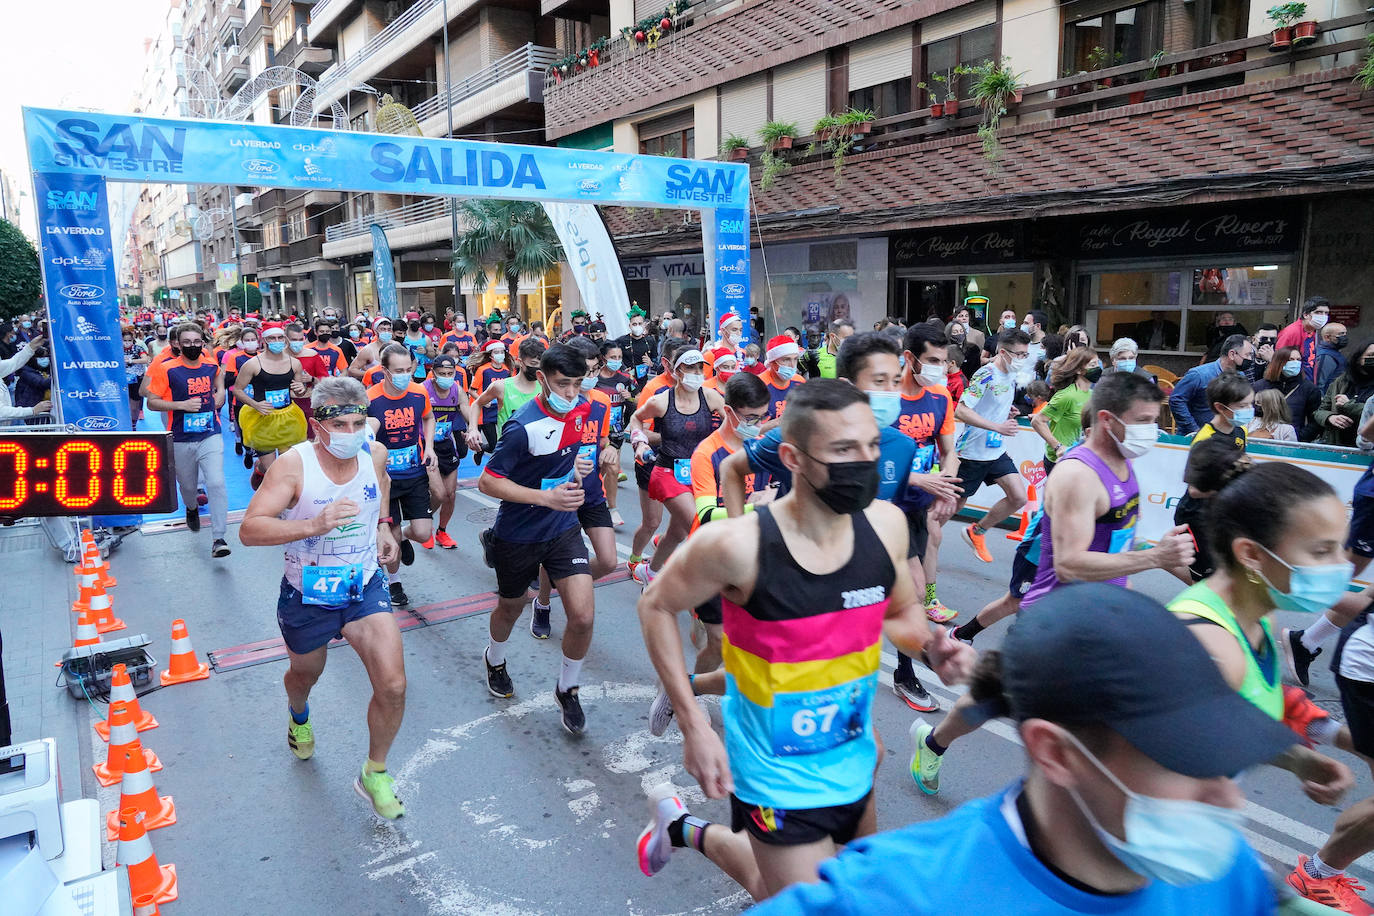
[227,282,262,312]
[0,219,41,321]
[451,201,562,320]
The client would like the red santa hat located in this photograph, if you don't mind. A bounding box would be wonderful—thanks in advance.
[718,312,742,334]
[483,339,506,352]
[765,334,800,364]
[710,346,739,368]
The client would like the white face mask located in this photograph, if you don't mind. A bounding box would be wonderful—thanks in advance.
[681,372,705,391]
[919,363,948,385]
[1109,415,1159,459]
[1064,732,1245,886]
[1311,313,1329,329]
[322,426,368,460]
[630,324,646,337]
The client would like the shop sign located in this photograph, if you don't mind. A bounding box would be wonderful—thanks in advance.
[1059,204,1299,259]
[891,223,1024,267]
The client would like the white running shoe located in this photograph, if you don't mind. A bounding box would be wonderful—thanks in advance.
[649,687,675,737]
[636,783,685,877]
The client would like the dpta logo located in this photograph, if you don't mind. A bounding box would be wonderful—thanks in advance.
[77,416,118,430]
[242,158,280,176]
[292,139,338,157]
[67,381,122,401]
[59,283,104,299]
[720,259,747,275]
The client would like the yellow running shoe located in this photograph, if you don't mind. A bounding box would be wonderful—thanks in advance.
[355,766,405,819]
[287,717,314,760]
[925,599,958,624]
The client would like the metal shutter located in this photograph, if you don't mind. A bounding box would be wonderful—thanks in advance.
[718,74,767,145]
[635,0,668,22]
[771,55,826,135]
[922,0,997,44]
[848,29,913,90]
[638,107,695,139]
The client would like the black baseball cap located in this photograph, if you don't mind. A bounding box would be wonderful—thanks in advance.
[1002,583,1295,779]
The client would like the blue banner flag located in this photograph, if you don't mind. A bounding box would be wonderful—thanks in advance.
[371,224,398,320]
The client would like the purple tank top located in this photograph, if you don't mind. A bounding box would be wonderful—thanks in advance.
[1020,445,1140,606]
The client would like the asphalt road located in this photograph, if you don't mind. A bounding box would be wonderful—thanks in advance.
[22,466,1374,915]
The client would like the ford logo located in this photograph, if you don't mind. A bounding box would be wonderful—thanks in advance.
[578,178,601,192]
[59,283,103,299]
[243,159,280,175]
[722,283,746,297]
[78,416,118,431]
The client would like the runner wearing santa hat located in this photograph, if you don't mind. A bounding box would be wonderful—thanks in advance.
[704,313,745,378]
[760,334,806,423]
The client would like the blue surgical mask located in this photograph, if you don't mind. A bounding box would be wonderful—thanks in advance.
[605,359,622,373]
[349,328,361,339]
[1282,360,1302,378]
[434,375,455,390]
[735,417,763,440]
[1002,318,1017,329]
[455,322,467,331]
[424,323,434,331]
[36,357,49,368]
[546,388,578,413]
[865,390,902,428]
[390,372,411,390]
[1228,406,1255,428]
[22,320,32,328]
[1064,732,1245,886]
[743,357,756,367]
[377,331,393,343]
[322,427,369,460]
[1259,545,1354,614]
[580,375,596,391]
[266,340,286,354]
[775,365,797,381]
[289,340,305,353]
[1116,359,1136,373]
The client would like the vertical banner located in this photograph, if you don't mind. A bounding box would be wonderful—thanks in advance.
[541,201,631,339]
[32,172,130,432]
[370,223,398,320]
[703,206,752,346]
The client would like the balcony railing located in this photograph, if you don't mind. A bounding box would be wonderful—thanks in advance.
[324,197,451,242]
[306,0,357,41]
[410,43,559,123]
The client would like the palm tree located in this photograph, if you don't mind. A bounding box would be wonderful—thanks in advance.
[451,200,562,320]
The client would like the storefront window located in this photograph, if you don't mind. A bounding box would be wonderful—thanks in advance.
[896,273,1032,327]
[1063,0,1160,75]
[353,269,376,314]
[1082,262,1293,352]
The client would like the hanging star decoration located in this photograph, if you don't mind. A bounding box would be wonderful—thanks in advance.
[645,25,662,50]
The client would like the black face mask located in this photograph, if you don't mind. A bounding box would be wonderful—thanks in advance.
[1334,336,1349,350]
[180,345,203,361]
[799,451,879,515]
[523,365,539,381]
[1084,366,1103,384]
[1238,357,1254,373]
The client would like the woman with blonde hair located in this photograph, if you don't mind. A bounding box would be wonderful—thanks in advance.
[1250,387,1297,441]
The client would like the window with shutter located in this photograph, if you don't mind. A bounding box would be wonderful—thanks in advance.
[771,56,827,131]
[921,0,997,44]
[719,74,767,145]
[848,30,913,90]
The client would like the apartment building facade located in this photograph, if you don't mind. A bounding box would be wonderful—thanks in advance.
[543,0,1374,368]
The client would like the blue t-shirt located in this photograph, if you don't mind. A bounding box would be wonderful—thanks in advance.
[485,397,594,543]
[753,783,1277,916]
[743,426,914,503]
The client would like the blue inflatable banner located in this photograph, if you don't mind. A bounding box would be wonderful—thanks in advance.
[370,224,398,320]
[702,207,753,345]
[22,108,750,210]
[32,171,130,432]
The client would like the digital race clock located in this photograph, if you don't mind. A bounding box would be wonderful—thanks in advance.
[0,431,176,517]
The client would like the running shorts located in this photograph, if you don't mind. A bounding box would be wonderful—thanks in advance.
[954,454,1018,501]
[1336,675,1374,759]
[492,526,590,599]
[389,474,431,522]
[904,507,929,561]
[730,791,871,847]
[635,457,653,492]
[695,595,722,626]
[1347,492,1374,558]
[433,438,467,477]
[276,572,391,655]
[648,465,691,502]
[1008,535,1039,598]
[577,502,613,531]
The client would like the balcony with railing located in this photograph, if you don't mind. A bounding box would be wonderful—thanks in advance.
[305,0,362,42]
[322,196,460,259]
[276,23,333,74]
[411,43,559,136]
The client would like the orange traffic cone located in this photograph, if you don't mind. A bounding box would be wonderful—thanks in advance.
[73,609,101,649]
[132,894,161,916]
[116,807,177,906]
[93,701,162,787]
[105,744,175,841]
[94,664,157,740]
[78,539,116,589]
[1006,482,1038,542]
[160,619,209,686]
[81,581,125,634]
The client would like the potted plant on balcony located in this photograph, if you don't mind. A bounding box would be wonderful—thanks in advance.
[959,57,1026,164]
[1266,3,1306,50]
[1359,33,1374,89]
[917,73,948,117]
[720,134,751,162]
[840,107,876,135]
[1085,46,1115,88]
[760,121,798,152]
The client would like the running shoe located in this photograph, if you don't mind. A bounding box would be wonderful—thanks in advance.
[421,533,435,550]
[1283,685,1332,748]
[1284,627,1322,688]
[611,508,625,527]
[287,716,315,760]
[242,451,254,470]
[908,718,942,795]
[354,766,405,820]
[618,472,628,483]
[892,674,939,712]
[400,539,415,566]
[631,563,655,588]
[472,450,483,466]
[212,538,231,558]
[185,508,200,532]
[480,528,496,569]
[389,581,410,607]
[637,784,686,877]
[555,684,585,735]
[648,687,674,737]
[234,441,244,456]
[1287,856,1374,915]
[531,600,552,639]
[485,650,514,698]
[925,598,958,624]
[961,525,993,563]
[434,530,457,550]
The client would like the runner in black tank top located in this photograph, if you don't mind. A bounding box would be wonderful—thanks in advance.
[633,379,976,899]
[630,348,726,580]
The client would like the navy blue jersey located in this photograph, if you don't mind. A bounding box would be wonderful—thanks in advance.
[485,397,596,543]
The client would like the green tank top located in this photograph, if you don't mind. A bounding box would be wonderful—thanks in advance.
[496,376,539,434]
[1167,581,1283,720]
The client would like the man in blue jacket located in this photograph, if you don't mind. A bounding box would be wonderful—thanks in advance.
[1168,334,1254,435]
[751,585,1299,916]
